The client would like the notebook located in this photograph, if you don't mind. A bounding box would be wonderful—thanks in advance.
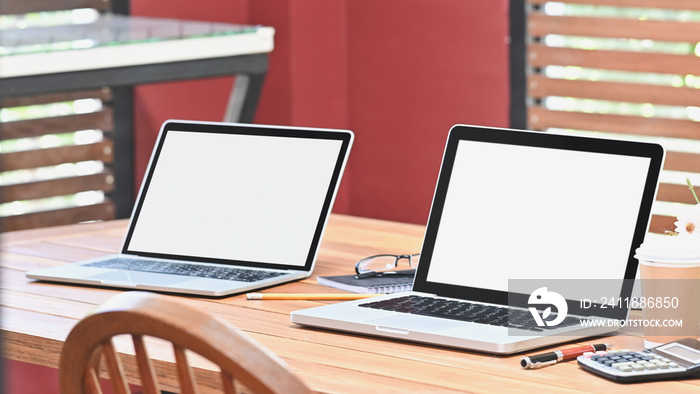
[26,120,353,297]
[317,270,415,294]
[291,124,664,354]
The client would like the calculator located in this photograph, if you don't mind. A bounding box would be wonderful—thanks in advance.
[577,338,700,383]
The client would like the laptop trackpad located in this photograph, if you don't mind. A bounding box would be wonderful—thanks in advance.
[88,271,187,286]
[367,314,464,334]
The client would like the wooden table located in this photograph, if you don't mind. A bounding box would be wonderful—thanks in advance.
[2,215,699,393]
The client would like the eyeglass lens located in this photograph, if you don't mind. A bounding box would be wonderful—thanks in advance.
[357,254,419,274]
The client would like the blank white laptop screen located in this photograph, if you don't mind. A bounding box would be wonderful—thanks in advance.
[426,139,651,298]
[126,130,344,267]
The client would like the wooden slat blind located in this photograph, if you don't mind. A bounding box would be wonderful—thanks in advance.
[0,4,125,232]
[0,90,117,232]
[525,0,700,234]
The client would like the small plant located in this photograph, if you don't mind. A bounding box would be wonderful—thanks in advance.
[668,178,700,238]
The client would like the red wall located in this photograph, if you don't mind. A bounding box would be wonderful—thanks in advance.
[131,0,510,225]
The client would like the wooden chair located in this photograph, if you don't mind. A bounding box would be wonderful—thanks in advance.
[59,291,312,394]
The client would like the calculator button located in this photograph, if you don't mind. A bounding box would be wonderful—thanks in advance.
[657,363,670,369]
[612,362,632,367]
[644,363,658,370]
[669,362,679,368]
[590,355,601,361]
[616,365,633,372]
[631,364,646,371]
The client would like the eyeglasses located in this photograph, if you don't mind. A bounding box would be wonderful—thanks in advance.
[355,253,420,279]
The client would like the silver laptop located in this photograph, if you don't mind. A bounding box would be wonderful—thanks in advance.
[27,120,353,297]
[291,124,664,354]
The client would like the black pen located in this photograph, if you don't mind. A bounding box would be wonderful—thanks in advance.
[521,343,612,369]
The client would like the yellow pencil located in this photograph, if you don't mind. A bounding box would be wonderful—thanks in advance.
[245,293,382,300]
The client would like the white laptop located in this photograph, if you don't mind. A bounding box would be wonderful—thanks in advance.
[27,120,353,297]
[291,124,664,354]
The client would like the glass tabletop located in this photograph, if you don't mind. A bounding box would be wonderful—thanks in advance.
[0,11,262,57]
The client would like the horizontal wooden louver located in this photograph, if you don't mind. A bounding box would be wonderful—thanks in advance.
[656,184,699,205]
[529,0,700,11]
[0,89,113,108]
[529,45,699,76]
[0,140,114,172]
[0,110,114,141]
[0,171,115,201]
[0,202,115,232]
[528,0,700,11]
[525,1,700,234]
[529,14,700,42]
[0,0,111,15]
[528,108,700,140]
[528,75,700,107]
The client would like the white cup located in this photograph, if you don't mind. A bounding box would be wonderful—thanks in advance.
[635,236,700,348]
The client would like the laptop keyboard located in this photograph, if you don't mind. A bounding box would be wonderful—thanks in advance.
[359,295,581,332]
[86,258,287,282]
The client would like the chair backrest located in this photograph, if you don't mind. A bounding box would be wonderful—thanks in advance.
[59,291,312,394]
